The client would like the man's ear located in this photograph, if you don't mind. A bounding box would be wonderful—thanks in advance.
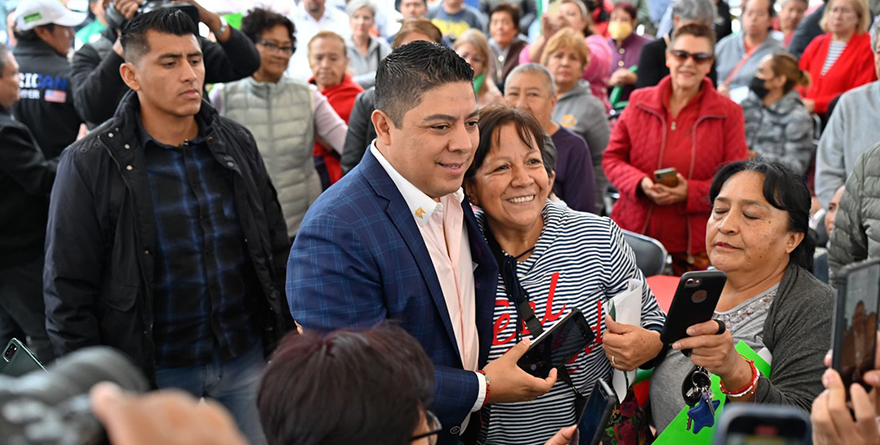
[33,26,53,44]
[119,61,140,92]
[371,109,394,147]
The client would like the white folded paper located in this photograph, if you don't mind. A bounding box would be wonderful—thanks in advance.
[609,278,643,401]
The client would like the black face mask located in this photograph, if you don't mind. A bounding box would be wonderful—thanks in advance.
[749,76,770,99]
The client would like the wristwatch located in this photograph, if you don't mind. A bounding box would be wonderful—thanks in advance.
[216,16,228,36]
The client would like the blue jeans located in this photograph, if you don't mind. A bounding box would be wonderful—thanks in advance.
[155,339,266,445]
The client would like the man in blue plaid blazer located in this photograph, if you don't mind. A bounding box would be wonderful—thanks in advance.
[287,41,557,444]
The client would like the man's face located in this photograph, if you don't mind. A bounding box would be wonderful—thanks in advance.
[381,81,479,199]
[779,0,807,32]
[0,53,21,110]
[741,0,772,38]
[304,0,325,15]
[123,31,205,120]
[38,25,75,56]
[445,0,464,12]
[400,0,428,19]
[308,36,348,89]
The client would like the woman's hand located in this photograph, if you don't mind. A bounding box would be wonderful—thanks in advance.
[603,316,664,371]
[650,174,689,205]
[717,83,731,98]
[608,68,637,86]
[672,320,753,390]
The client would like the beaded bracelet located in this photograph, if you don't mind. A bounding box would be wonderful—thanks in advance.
[720,358,759,398]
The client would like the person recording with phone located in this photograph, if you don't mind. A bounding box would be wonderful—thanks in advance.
[463,104,665,444]
[811,331,880,445]
[648,159,834,433]
[71,0,260,128]
[603,23,748,276]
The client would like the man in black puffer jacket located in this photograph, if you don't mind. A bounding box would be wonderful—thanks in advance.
[44,10,291,444]
[0,42,57,366]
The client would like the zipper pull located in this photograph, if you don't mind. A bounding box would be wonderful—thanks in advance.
[671,121,677,131]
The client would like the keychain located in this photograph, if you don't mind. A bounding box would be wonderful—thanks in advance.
[681,365,720,433]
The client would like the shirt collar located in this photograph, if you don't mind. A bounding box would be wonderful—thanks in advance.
[136,112,206,150]
[370,141,464,226]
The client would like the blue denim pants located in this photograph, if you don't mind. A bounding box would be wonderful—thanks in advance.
[155,339,266,445]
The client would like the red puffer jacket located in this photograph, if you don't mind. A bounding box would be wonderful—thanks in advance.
[603,76,748,258]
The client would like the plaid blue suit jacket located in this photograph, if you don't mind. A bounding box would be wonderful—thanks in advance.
[287,149,498,443]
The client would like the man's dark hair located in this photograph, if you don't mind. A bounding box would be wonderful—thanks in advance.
[12,24,53,42]
[257,323,435,445]
[241,7,296,50]
[375,40,474,127]
[0,43,9,76]
[709,159,814,272]
[490,3,521,31]
[120,7,199,63]
[465,103,556,182]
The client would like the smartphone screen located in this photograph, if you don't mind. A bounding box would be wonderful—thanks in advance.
[838,263,880,391]
[577,380,615,445]
[518,310,593,378]
[724,420,810,445]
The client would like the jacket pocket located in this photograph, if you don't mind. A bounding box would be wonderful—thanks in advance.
[99,281,138,311]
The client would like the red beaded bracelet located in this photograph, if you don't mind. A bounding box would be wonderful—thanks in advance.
[477,370,490,408]
[720,358,759,398]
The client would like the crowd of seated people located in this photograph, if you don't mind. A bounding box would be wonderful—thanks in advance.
[5,0,880,443]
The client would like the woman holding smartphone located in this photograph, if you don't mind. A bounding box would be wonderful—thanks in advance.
[648,159,834,433]
[465,104,666,444]
[603,23,748,275]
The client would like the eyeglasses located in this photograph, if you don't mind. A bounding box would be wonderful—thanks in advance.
[669,49,714,64]
[258,40,295,55]
[410,410,442,444]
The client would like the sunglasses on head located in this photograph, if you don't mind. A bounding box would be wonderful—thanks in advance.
[669,49,714,64]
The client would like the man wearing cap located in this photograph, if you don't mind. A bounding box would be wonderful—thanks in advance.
[12,0,85,159]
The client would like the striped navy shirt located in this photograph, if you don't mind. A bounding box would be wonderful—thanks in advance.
[476,202,666,445]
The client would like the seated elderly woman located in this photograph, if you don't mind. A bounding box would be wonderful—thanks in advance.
[345,0,392,89]
[505,63,597,213]
[210,8,347,238]
[454,29,504,108]
[603,23,748,275]
[464,104,666,445]
[258,323,578,445]
[649,159,834,433]
[541,28,610,211]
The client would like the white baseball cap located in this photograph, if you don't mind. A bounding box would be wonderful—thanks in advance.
[14,0,87,31]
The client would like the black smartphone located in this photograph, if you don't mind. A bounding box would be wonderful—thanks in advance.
[714,404,811,445]
[660,270,727,345]
[577,379,617,445]
[517,308,595,378]
[832,258,880,394]
[0,338,47,377]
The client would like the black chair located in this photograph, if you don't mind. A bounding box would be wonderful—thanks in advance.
[622,230,668,277]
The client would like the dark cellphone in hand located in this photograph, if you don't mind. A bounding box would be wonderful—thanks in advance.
[714,404,811,445]
[832,258,880,396]
[577,379,617,445]
[516,309,594,379]
[0,339,46,377]
[660,270,727,345]
[654,167,679,187]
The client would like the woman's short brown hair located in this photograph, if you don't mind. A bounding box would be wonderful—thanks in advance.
[670,22,717,55]
[540,27,590,69]
[490,3,522,31]
[391,18,443,48]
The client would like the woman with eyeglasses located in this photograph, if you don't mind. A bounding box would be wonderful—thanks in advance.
[798,0,875,118]
[603,23,748,275]
[209,8,348,239]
